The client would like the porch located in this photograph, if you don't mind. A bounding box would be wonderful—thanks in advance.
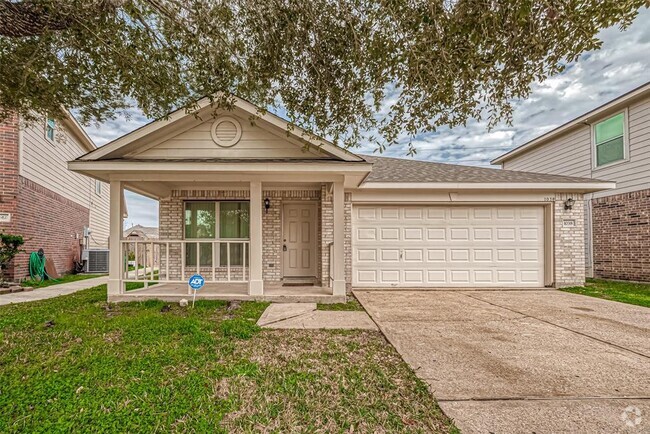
[111,282,345,303]
[105,177,355,303]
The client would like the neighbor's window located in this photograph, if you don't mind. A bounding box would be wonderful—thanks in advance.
[184,201,250,267]
[594,112,626,167]
[45,118,56,142]
[95,180,102,195]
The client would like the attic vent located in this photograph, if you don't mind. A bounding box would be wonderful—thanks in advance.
[211,116,242,147]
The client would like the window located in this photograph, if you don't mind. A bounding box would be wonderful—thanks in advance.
[594,112,626,167]
[184,201,250,267]
[45,118,56,142]
[95,180,102,195]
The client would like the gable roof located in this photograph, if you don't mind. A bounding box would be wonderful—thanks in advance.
[78,95,363,162]
[124,225,159,239]
[491,81,650,165]
[360,155,613,190]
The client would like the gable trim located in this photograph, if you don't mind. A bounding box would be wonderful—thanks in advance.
[79,95,363,162]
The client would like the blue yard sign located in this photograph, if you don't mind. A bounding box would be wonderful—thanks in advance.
[188,274,205,307]
[189,274,205,290]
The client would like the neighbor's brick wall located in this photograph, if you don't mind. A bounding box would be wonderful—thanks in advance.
[0,115,20,278]
[591,189,650,282]
[159,189,323,283]
[554,193,585,288]
[12,177,89,279]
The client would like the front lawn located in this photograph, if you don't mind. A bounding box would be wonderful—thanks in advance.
[21,273,104,288]
[561,278,650,308]
[0,285,456,433]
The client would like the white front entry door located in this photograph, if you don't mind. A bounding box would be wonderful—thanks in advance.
[352,205,545,287]
[283,203,317,277]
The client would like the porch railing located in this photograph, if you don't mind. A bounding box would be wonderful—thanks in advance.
[120,239,250,285]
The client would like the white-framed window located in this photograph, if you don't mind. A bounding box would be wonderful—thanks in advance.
[95,180,102,195]
[593,111,627,168]
[184,201,250,267]
[45,117,56,142]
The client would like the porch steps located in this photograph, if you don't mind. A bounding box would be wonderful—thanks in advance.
[281,277,318,287]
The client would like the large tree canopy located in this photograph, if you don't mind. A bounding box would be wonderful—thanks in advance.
[0,0,646,152]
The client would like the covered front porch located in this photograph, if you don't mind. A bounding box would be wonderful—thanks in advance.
[100,172,361,303]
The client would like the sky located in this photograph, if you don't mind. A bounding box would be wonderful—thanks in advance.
[84,8,650,228]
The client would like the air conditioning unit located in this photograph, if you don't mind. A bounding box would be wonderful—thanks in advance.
[85,249,110,273]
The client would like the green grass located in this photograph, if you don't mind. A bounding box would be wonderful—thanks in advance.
[21,273,104,288]
[317,297,365,311]
[561,278,650,308]
[0,285,456,433]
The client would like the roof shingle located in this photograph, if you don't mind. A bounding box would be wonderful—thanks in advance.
[361,155,607,184]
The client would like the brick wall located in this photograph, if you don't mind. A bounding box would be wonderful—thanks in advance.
[0,115,20,278]
[319,186,352,290]
[159,188,323,283]
[12,177,89,279]
[592,189,650,281]
[554,193,585,288]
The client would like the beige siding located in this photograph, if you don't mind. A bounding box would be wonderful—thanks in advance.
[503,94,650,199]
[20,119,110,247]
[134,113,328,159]
[503,126,592,178]
[89,180,110,248]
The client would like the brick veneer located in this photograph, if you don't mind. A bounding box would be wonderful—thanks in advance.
[12,177,89,278]
[554,193,585,287]
[159,188,329,283]
[591,189,650,281]
[0,115,20,279]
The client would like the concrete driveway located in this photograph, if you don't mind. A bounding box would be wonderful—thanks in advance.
[354,289,650,433]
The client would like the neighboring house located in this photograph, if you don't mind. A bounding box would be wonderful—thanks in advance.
[69,96,613,303]
[0,113,110,280]
[492,82,650,282]
[124,224,160,269]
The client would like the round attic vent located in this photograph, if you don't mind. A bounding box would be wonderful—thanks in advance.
[211,116,242,147]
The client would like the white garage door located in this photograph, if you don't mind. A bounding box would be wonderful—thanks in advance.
[352,205,545,287]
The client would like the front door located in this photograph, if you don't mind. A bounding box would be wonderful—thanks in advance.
[283,203,317,277]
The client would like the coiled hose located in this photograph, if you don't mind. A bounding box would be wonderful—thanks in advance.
[29,251,55,283]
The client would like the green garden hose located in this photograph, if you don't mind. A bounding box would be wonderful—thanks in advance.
[28,251,56,283]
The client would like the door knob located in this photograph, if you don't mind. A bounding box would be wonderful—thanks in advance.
[283,245,287,252]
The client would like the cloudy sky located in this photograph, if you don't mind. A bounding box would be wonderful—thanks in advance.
[85,8,650,228]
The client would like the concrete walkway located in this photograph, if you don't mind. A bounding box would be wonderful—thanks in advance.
[257,303,378,330]
[355,289,650,434]
[0,276,108,306]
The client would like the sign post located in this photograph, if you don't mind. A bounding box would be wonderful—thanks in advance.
[188,274,205,308]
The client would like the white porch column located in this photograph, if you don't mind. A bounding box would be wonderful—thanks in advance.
[249,181,264,295]
[332,181,346,296]
[108,180,124,298]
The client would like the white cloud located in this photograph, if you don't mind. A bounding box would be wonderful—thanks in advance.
[86,8,650,226]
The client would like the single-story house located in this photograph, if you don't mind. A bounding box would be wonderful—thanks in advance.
[69,97,614,303]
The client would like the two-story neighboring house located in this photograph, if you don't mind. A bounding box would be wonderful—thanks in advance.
[0,113,110,280]
[492,82,650,282]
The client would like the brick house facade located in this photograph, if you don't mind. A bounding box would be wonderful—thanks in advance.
[0,115,109,280]
[158,188,353,288]
[591,189,650,281]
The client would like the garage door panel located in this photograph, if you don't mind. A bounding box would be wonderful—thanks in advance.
[353,205,545,288]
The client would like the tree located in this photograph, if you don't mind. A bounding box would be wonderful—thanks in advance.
[0,0,646,153]
[0,233,24,282]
